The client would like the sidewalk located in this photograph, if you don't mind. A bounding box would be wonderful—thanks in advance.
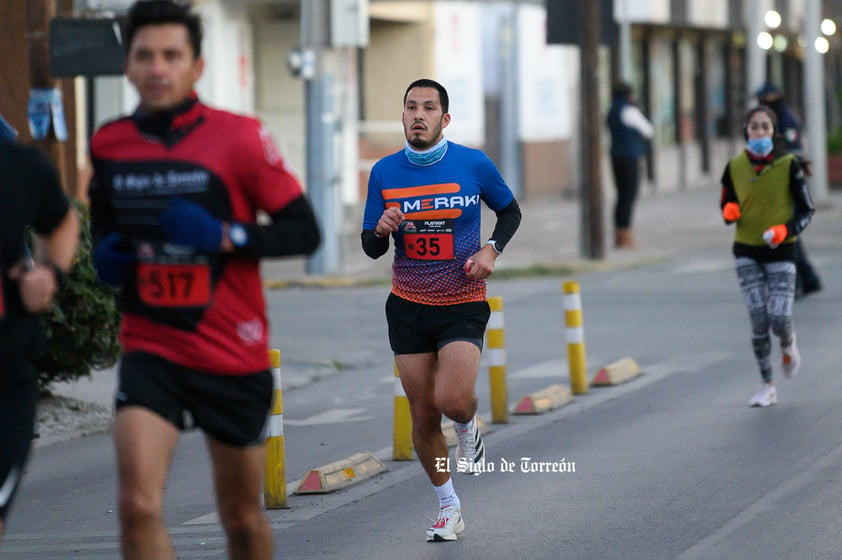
[261,182,833,285]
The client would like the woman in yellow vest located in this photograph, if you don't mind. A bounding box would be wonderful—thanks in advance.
[719,105,815,407]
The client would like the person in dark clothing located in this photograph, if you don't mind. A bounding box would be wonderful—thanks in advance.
[0,120,80,542]
[754,82,822,298]
[606,82,654,249]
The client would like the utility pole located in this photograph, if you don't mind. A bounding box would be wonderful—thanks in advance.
[498,4,521,198]
[744,0,765,108]
[617,0,632,81]
[579,0,604,259]
[804,0,829,202]
[302,0,339,276]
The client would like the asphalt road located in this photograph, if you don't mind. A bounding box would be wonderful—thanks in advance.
[3,199,841,559]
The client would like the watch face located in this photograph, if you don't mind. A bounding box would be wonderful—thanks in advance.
[230,224,248,247]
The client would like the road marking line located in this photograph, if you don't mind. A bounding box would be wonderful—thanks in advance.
[283,408,372,426]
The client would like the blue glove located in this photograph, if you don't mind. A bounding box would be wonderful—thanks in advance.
[93,233,135,286]
[158,198,223,253]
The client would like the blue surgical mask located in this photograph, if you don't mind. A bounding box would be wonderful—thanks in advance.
[747,136,773,156]
[405,137,448,166]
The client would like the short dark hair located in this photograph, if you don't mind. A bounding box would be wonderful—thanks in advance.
[754,82,781,99]
[126,0,203,58]
[404,79,449,114]
[612,82,633,99]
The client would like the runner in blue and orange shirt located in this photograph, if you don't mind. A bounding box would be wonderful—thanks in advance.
[362,78,521,542]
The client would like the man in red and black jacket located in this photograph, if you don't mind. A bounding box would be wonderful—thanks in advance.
[88,2,319,559]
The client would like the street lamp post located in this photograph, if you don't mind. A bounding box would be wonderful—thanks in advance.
[804,0,829,202]
[745,0,766,108]
[302,0,340,275]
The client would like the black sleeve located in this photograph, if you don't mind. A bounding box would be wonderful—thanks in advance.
[361,229,390,259]
[719,163,738,210]
[88,159,119,245]
[785,158,815,237]
[489,198,522,251]
[27,146,70,236]
[238,194,321,258]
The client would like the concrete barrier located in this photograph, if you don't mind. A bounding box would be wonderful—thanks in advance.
[512,384,573,415]
[591,357,641,386]
[293,452,386,494]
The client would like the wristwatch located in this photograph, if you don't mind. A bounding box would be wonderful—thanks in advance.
[486,239,502,255]
[229,223,249,248]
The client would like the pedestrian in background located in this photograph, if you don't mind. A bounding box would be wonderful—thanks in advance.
[0,118,80,543]
[754,82,822,298]
[719,106,814,408]
[88,2,319,559]
[606,81,654,249]
[361,78,521,542]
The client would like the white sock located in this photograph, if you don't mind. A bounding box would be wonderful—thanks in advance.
[434,479,460,509]
[454,417,474,432]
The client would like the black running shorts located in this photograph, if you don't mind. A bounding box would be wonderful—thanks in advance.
[385,293,491,355]
[116,351,273,447]
[0,359,38,521]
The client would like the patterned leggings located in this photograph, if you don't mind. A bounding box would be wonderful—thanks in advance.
[735,257,796,382]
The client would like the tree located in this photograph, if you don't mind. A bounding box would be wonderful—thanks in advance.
[34,200,121,395]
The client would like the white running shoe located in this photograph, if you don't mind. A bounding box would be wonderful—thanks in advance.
[426,505,465,542]
[782,337,801,378]
[455,417,485,475]
[749,383,778,407]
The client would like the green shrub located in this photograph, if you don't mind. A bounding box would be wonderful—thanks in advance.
[34,200,121,396]
[828,126,842,154]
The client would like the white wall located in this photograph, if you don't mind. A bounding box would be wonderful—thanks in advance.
[687,0,729,29]
[195,0,254,114]
[252,18,305,184]
[616,0,669,24]
[433,2,484,146]
[516,4,575,142]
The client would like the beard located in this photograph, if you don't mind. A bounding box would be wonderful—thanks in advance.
[408,136,431,149]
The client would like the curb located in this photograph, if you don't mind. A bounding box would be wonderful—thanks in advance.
[262,256,671,291]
